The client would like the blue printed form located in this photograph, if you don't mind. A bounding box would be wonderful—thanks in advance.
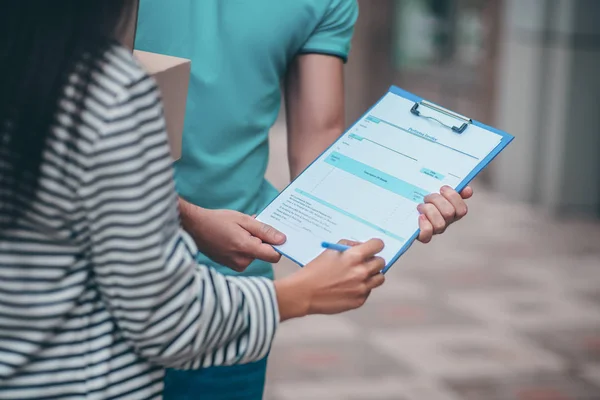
[257,86,513,272]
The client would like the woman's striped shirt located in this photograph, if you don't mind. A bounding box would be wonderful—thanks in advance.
[0,44,279,399]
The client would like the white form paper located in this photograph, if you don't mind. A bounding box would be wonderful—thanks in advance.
[257,91,503,266]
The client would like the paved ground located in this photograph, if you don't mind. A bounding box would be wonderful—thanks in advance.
[262,124,600,400]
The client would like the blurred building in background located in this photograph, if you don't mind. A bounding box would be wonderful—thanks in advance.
[345,0,600,217]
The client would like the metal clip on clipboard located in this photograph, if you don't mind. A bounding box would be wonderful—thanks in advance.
[410,100,472,134]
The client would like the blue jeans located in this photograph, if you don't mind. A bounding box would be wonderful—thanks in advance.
[163,357,268,400]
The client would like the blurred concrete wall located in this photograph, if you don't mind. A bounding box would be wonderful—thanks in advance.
[492,0,600,216]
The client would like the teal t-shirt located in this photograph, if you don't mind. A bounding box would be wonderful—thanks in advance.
[135,0,358,279]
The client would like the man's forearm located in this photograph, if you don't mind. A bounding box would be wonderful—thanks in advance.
[288,127,343,179]
[284,54,345,180]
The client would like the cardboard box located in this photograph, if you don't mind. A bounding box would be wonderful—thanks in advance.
[120,1,190,160]
[134,51,190,160]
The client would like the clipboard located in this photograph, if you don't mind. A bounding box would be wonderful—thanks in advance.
[381,86,513,272]
[257,85,514,273]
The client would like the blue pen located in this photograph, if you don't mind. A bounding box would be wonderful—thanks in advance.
[321,241,351,252]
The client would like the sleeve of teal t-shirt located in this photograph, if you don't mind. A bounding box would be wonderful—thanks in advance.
[300,0,359,63]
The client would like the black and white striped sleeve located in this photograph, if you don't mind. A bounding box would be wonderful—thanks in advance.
[78,71,279,369]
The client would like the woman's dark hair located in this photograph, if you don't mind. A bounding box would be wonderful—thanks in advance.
[0,1,133,229]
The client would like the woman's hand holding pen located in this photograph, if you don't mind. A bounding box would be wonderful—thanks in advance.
[275,239,386,321]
